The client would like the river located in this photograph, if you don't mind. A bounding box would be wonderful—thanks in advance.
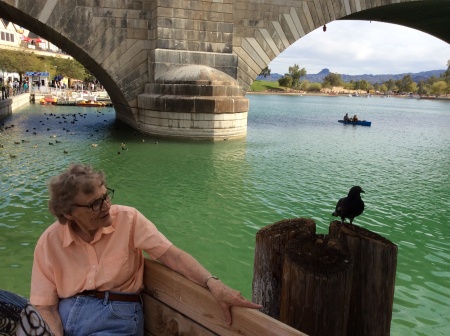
[0,94,449,335]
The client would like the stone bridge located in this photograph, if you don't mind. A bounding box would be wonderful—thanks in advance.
[0,0,448,140]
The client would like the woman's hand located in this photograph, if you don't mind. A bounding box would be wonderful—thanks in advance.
[158,245,263,325]
[206,279,263,325]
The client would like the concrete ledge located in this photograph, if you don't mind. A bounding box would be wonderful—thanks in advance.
[0,94,30,120]
[137,110,248,140]
[11,94,30,111]
[0,98,12,119]
[138,122,247,140]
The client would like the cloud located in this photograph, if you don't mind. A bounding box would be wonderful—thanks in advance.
[268,21,450,76]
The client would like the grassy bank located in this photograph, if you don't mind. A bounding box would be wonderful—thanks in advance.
[249,80,284,92]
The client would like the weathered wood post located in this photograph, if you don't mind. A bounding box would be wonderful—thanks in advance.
[278,234,353,336]
[329,221,398,336]
[252,218,316,319]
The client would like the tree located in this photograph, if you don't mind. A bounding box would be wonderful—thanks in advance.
[308,82,322,92]
[416,80,429,95]
[394,79,403,92]
[442,60,450,85]
[49,56,85,82]
[384,79,396,92]
[0,49,43,86]
[16,52,44,85]
[0,51,14,81]
[300,80,310,91]
[409,82,418,94]
[398,75,415,93]
[354,79,371,92]
[0,51,14,72]
[441,60,450,93]
[427,76,440,85]
[278,76,292,90]
[0,49,88,87]
[430,81,448,96]
[322,73,342,89]
[288,64,306,89]
[343,81,355,91]
[259,66,271,79]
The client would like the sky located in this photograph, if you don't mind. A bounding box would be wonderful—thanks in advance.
[268,20,450,76]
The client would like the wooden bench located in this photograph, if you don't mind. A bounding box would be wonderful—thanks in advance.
[143,259,306,336]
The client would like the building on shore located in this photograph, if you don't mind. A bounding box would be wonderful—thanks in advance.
[0,18,72,84]
[0,18,64,54]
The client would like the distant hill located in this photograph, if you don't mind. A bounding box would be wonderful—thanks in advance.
[257,68,446,84]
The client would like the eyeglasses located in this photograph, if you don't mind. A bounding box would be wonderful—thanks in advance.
[72,188,114,212]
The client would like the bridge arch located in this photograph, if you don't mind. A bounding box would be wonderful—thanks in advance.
[0,1,136,124]
[235,0,450,89]
[0,0,448,140]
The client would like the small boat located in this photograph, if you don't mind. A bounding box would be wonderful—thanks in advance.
[76,100,106,107]
[39,94,58,105]
[338,120,371,126]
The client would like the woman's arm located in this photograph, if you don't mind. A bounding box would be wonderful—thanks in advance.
[35,304,64,336]
[157,245,262,325]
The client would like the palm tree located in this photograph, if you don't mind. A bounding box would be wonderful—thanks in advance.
[288,64,306,89]
[259,67,271,79]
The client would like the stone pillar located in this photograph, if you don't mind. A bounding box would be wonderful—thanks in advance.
[138,65,248,140]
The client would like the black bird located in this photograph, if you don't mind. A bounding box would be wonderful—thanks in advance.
[332,186,365,224]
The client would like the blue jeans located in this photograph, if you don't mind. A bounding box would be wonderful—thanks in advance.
[59,295,144,336]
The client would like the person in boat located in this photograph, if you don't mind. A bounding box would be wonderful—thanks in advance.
[343,113,351,122]
[352,114,359,122]
[0,290,53,335]
[30,163,262,336]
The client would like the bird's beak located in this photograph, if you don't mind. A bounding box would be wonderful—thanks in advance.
[361,189,365,193]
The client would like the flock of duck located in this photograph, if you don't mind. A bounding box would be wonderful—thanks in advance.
[1,108,159,159]
[0,109,114,158]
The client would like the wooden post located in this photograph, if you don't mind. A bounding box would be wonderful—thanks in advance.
[279,235,353,336]
[252,218,316,319]
[329,221,398,336]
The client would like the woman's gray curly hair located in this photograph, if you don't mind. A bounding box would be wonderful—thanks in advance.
[48,163,106,224]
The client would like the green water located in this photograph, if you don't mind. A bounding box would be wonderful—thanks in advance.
[0,95,449,335]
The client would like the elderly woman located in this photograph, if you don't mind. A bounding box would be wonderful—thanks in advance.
[31,163,261,335]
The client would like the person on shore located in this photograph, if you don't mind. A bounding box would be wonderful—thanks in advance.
[1,80,5,100]
[30,163,262,336]
[343,113,351,122]
[8,81,13,97]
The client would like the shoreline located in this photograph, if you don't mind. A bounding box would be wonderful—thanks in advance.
[246,91,450,100]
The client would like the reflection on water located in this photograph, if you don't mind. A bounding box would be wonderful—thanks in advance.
[0,96,449,335]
